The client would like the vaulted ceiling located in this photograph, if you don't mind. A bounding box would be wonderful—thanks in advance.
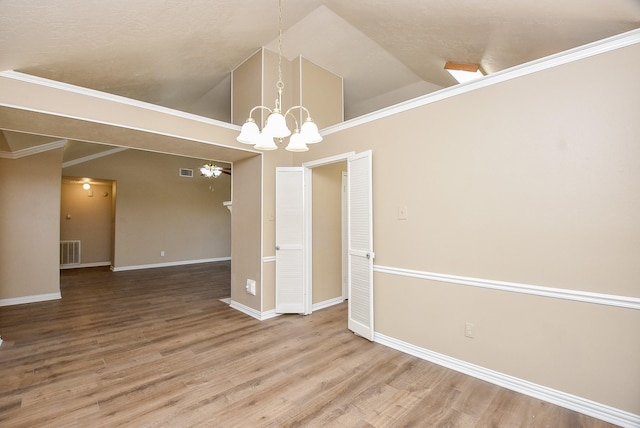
[2,0,639,124]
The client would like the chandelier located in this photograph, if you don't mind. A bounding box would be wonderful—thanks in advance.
[236,0,322,152]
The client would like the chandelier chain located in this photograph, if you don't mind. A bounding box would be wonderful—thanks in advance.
[277,0,283,90]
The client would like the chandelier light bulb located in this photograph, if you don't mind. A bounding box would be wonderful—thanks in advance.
[253,132,278,151]
[237,119,260,144]
[285,131,309,152]
[263,111,291,138]
[300,119,322,143]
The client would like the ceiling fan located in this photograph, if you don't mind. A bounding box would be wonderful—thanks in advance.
[200,163,231,178]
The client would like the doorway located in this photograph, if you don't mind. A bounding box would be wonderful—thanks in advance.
[311,161,347,309]
[60,177,115,269]
[275,151,374,340]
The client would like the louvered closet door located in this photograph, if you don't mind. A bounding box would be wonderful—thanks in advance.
[348,150,374,340]
[275,167,307,313]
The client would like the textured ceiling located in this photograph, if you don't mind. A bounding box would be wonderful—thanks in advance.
[1,0,639,125]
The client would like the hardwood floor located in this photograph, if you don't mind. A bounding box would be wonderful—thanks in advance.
[0,262,616,427]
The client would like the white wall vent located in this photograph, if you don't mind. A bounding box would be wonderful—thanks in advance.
[179,168,194,177]
[60,240,81,265]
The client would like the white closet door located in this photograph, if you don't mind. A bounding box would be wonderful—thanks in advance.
[275,167,307,313]
[347,150,374,340]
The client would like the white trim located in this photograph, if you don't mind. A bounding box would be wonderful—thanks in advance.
[62,147,128,168]
[374,265,640,310]
[111,257,230,272]
[0,139,67,159]
[0,292,62,307]
[229,300,281,321]
[300,151,357,315]
[260,152,265,314]
[304,167,312,315]
[375,332,640,428]
[312,297,345,312]
[322,29,640,137]
[0,70,238,130]
[60,261,112,270]
[302,151,355,168]
[259,309,280,320]
[263,255,276,263]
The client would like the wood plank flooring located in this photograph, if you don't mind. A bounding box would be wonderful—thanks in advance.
[0,262,616,427]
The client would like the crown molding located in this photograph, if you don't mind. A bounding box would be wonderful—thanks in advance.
[0,139,67,159]
[322,29,640,136]
[62,146,128,168]
[0,70,239,131]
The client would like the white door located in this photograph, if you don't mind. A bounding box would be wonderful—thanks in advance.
[347,150,374,340]
[275,167,308,314]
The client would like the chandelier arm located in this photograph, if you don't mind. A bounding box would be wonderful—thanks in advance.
[284,110,300,131]
[248,105,273,120]
[284,105,312,121]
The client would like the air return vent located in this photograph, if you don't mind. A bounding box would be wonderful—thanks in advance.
[179,168,194,177]
[60,240,81,265]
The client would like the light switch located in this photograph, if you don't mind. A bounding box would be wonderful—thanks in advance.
[398,206,408,220]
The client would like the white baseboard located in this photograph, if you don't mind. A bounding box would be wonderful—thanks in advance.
[0,292,62,307]
[312,297,345,311]
[259,309,280,320]
[375,332,640,428]
[60,261,112,270]
[229,297,344,322]
[229,300,281,321]
[111,257,230,272]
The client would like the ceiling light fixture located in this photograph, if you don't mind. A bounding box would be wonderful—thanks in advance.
[444,61,485,84]
[236,0,322,152]
[200,163,223,178]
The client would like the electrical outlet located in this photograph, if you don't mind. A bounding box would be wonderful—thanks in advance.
[160,251,165,257]
[465,322,475,338]
[246,279,256,295]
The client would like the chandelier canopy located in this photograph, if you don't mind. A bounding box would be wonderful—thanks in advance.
[236,0,322,152]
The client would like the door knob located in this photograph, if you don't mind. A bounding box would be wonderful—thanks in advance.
[276,246,280,251]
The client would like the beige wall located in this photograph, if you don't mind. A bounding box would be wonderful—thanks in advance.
[0,149,63,300]
[60,180,113,264]
[230,154,263,309]
[289,43,640,413]
[312,161,346,304]
[63,150,231,269]
[300,57,343,129]
[232,49,264,127]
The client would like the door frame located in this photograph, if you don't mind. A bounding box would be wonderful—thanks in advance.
[301,152,356,312]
